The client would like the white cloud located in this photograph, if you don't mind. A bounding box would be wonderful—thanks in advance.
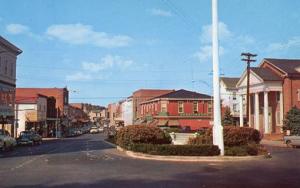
[66,72,92,81]
[149,8,173,17]
[66,55,133,82]
[267,37,300,52]
[82,55,133,72]
[194,45,224,62]
[200,22,233,44]
[6,24,30,35]
[194,22,255,63]
[46,23,133,48]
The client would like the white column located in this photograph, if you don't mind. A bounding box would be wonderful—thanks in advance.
[239,94,244,127]
[280,91,284,126]
[255,92,260,130]
[264,91,270,134]
[211,0,224,156]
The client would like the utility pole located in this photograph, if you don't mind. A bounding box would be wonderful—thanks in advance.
[212,0,224,156]
[241,53,257,126]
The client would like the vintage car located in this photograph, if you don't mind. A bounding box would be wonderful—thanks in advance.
[284,135,300,148]
[17,131,42,145]
[0,129,17,151]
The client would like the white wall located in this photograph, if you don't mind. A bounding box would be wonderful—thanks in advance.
[122,99,133,126]
[220,81,239,116]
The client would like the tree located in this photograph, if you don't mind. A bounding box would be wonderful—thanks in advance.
[283,106,300,135]
[222,108,234,126]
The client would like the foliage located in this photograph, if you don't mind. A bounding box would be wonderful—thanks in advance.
[105,134,116,144]
[116,125,171,148]
[188,126,261,147]
[283,106,300,135]
[129,143,220,156]
[222,108,234,126]
[225,144,267,156]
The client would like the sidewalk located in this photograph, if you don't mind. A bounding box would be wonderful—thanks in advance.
[42,137,61,141]
[261,139,286,148]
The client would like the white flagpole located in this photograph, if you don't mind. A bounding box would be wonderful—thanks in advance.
[212,0,224,156]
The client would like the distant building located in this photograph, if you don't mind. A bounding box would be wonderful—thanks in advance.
[140,89,213,130]
[220,77,241,124]
[15,94,48,137]
[132,89,174,123]
[69,103,106,124]
[236,58,300,139]
[16,88,69,137]
[107,103,117,127]
[121,97,133,126]
[0,36,22,137]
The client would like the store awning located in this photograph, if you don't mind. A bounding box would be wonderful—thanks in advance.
[168,120,180,126]
[157,119,168,126]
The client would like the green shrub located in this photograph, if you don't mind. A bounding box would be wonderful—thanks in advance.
[192,126,261,147]
[188,135,212,145]
[225,144,261,156]
[129,143,220,156]
[283,106,300,135]
[116,125,171,148]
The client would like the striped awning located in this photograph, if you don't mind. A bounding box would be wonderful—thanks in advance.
[168,120,180,126]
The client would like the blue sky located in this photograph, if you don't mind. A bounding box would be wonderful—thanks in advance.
[1,0,300,105]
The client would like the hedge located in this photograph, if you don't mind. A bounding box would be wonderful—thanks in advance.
[189,126,261,147]
[116,125,171,148]
[225,144,268,156]
[128,143,220,156]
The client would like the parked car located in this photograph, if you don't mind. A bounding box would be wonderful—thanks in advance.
[17,131,42,145]
[0,129,17,151]
[90,127,99,134]
[98,127,104,133]
[284,135,300,148]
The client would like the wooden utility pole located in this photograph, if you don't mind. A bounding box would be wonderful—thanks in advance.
[241,53,257,126]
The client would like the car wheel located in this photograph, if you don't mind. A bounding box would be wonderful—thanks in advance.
[286,140,292,148]
[2,143,7,151]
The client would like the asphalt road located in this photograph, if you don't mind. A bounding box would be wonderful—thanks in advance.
[0,133,300,188]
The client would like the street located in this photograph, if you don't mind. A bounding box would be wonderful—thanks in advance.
[0,133,299,188]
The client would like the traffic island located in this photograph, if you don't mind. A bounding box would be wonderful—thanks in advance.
[116,146,267,162]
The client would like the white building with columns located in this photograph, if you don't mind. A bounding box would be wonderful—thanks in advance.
[236,58,300,139]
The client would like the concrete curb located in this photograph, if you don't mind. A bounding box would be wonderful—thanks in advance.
[116,146,266,162]
[102,140,117,148]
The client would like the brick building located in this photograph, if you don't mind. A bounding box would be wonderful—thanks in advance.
[132,89,174,123]
[0,36,22,137]
[140,89,213,130]
[16,88,69,137]
[15,94,48,137]
[236,58,300,138]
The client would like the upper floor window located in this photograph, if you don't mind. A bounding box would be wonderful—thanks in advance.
[193,101,198,113]
[4,60,8,75]
[208,101,212,113]
[178,101,184,113]
[161,102,167,112]
[232,92,236,100]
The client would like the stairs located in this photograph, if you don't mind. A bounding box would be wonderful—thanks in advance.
[169,133,196,145]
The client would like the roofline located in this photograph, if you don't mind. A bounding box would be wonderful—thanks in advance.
[140,97,213,105]
[259,58,288,76]
[0,36,22,55]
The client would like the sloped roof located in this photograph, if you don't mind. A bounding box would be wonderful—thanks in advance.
[154,89,211,99]
[251,67,282,81]
[264,58,300,75]
[220,77,239,89]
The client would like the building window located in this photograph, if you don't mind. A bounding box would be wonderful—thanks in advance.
[298,89,300,101]
[178,101,184,113]
[276,92,280,103]
[208,101,212,113]
[193,101,198,113]
[4,61,7,75]
[232,92,236,100]
[233,104,237,112]
[161,103,167,112]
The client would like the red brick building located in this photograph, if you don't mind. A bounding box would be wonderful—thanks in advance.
[140,89,213,130]
[16,88,69,137]
[132,89,174,123]
[236,58,300,138]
